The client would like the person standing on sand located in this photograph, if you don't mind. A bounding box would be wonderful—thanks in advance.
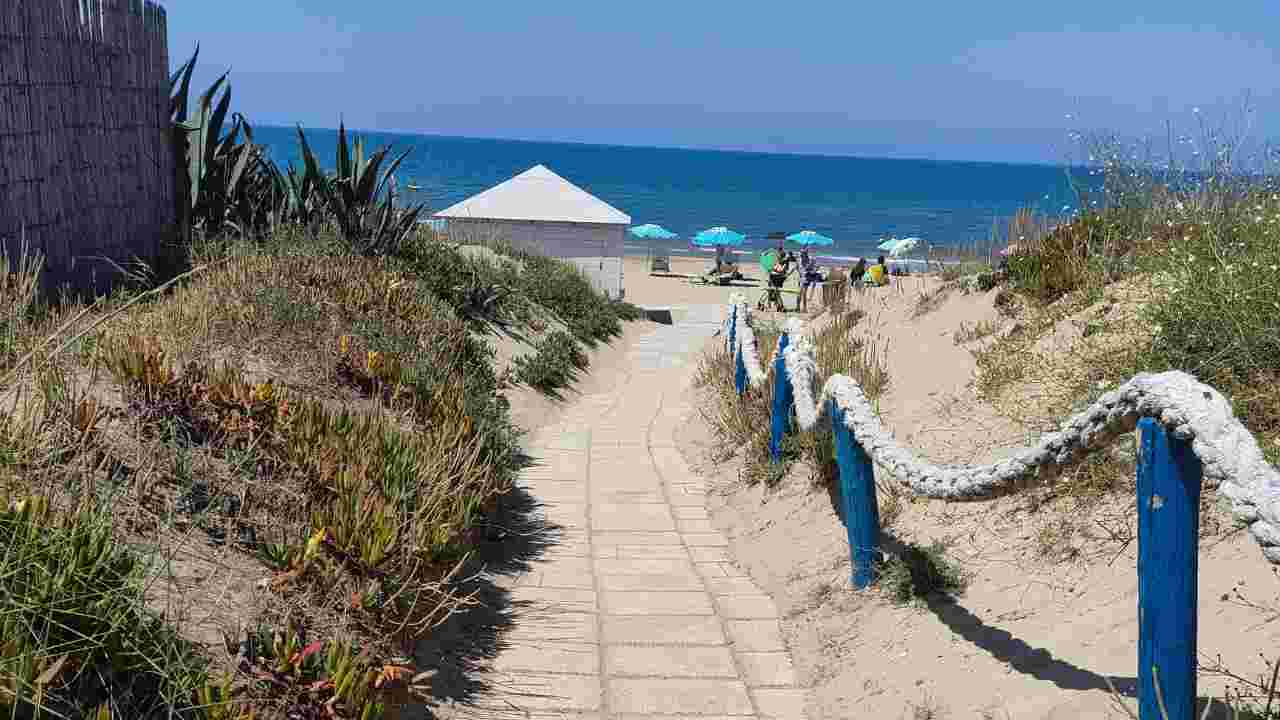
[850,257,867,291]
[765,231,793,312]
[797,248,821,312]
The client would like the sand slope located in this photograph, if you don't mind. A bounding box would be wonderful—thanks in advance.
[671,276,1280,720]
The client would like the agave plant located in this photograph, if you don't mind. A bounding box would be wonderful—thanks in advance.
[266,156,326,230]
[296,122,426,254]
[170,46,279,238]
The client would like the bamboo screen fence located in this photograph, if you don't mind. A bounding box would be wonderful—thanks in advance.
[0,0,173,294]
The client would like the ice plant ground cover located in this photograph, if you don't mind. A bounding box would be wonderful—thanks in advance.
[0,225,639,719]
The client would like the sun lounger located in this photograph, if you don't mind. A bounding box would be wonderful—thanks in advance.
[650,251,671,273]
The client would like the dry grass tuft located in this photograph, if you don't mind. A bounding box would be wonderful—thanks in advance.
[952,320,997,345]
[911,283,955,319]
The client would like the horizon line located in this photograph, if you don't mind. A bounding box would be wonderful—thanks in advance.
[252,123,1073,171]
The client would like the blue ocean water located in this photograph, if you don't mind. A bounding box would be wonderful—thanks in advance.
[253,125,1080,260]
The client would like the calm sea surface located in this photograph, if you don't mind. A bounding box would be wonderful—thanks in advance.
[254,126,1080,260]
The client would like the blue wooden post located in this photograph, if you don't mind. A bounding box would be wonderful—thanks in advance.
[734,343,746,397]
[1136,417,1202,720]
[831,399,881,589]
[768,333,792,462]
[728,306,737,358]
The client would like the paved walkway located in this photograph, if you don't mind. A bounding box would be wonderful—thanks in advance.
[470,305,804,719]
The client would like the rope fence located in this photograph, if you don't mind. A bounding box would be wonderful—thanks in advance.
[723,296,1280,720]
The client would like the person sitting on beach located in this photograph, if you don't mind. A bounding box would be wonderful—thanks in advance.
[850,258,867,291]
[864,255,888,286]
[797,248,822,312]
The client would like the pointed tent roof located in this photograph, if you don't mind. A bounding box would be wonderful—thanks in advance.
[434,165,631,225]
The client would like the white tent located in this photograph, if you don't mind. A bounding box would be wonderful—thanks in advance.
[434,165,630,300]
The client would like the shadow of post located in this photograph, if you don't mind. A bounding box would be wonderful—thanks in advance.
[921,590,1139,697]
[824,487,1143,700]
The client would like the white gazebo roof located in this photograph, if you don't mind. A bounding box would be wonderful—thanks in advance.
[434,165,631,225]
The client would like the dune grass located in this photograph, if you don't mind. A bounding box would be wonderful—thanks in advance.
[0,224,634,718]
[694,306,891,489]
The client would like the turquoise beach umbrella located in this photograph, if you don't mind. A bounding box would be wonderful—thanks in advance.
[692,226,746,247]
[786,230,835,247]
[629,223,678,240]
[889,237,921,257]
[877,237,901,252]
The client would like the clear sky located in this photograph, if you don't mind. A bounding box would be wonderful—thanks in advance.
[166,1,1280,165]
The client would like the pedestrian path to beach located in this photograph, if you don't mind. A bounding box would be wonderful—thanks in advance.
[469,304,804,718]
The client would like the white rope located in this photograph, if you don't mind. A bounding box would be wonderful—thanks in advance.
[727,299,769,388]
[728,306,1280,564]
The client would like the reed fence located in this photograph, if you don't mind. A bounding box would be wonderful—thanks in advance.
[725,297,1280,720]
[0,0,173,294]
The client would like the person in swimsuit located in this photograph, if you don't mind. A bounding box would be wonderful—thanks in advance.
[850,258,867,291]
[797,248,822,312]
[765,231,792,311]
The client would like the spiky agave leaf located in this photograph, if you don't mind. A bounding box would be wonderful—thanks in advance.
[169,44,199,122]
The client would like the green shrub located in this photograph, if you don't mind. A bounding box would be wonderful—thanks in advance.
[879,540,968,605]
[501,250,630,344]
[0,496,208,719]
[1144,194,1280,381]
[513,330,589,393]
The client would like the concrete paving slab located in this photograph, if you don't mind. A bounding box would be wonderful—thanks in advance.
[594,557,695,576]
[609,678,753,715]
[725,620,787,653]
[716,595,780,619]
[517,586,599,613]
[605,644,738,678]
[492,672,602,711]
[598,572,704,592]
[602,615,728,646]
[751,687,807,717]
[591,503,675,532]
[737,652,799,687]
[703,576,765,596]
[492,641,600,675]
[603,591,715,616]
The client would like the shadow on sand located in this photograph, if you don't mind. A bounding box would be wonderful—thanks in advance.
[404,450,570,718]
[821,475,1141,700]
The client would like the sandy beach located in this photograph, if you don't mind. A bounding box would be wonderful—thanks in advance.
[620,253,929,310]
[616,253,1280,719]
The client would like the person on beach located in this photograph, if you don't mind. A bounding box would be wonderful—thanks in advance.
[850,258,867,291]
[765,231,793,311]
[864,255,888,286]
[798,248,822,312]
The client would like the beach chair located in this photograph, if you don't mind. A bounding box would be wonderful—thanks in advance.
[650,251,671,274]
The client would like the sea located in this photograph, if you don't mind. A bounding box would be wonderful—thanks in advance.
[253,125,1082,262]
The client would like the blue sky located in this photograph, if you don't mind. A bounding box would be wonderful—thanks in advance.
[167,1,1280,164]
